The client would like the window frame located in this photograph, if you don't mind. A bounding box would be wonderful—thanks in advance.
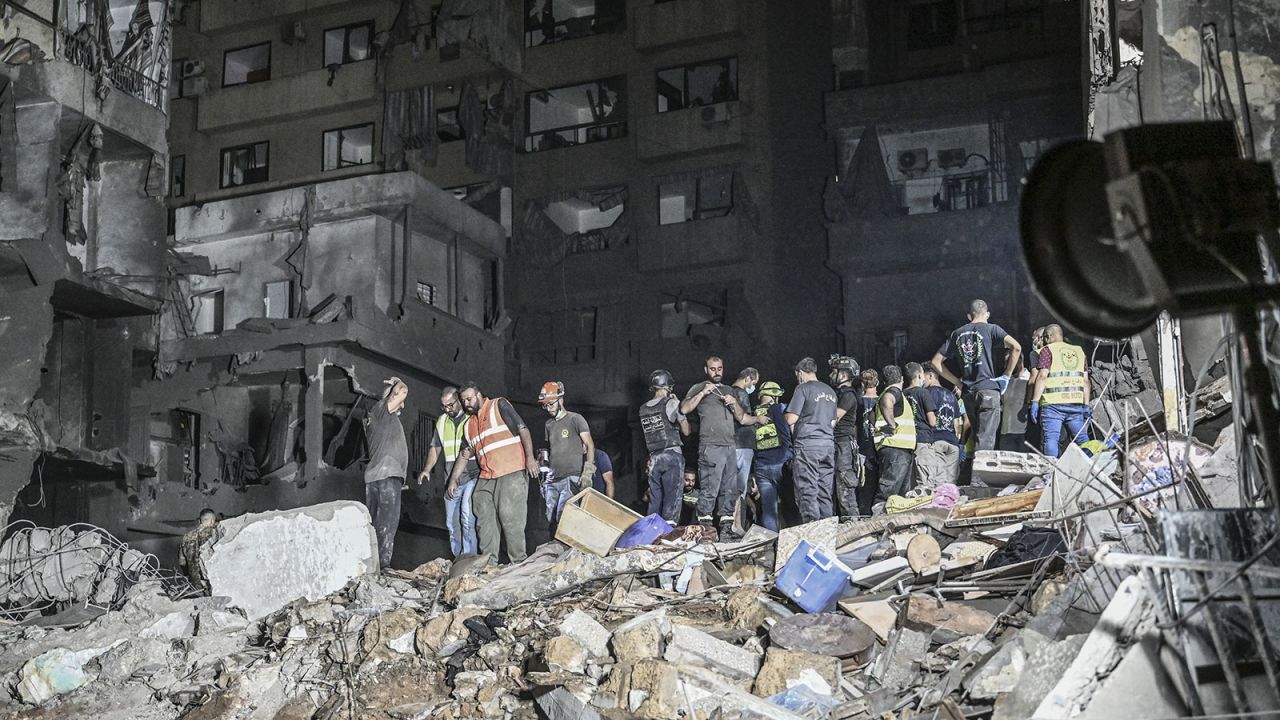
[435,106,465,143]
[170,154,186,198]
[322,20,375,67]
[524,74,628,153]
[321,123,375,172]
[170,57,189,99]
[657,168,734,225]
[655,55,738,113]
[222,41,272,88]
[219,141,270,189]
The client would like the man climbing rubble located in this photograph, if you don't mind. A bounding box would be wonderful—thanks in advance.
[447,381,539,564]
[681,355,756,538]
[931,299,1022,457]
[417,386,479,558]
[538,380,596,528]
[786,357,839,523]
[363,376,410,570]
[178,508,218,592]
[639,369,689,524]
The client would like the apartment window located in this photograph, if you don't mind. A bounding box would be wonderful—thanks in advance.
[907,0,960,50]
[939,173,989,211]
[322,124,373,171]
[541,186,627,255]
[220,141,269,188]
[193,289,224,334]
[323,21,373,66]
[223,42,271,87]
[660,290,727,338]
[416,281,438,306]
[657,57,737,113]
[658,169,732,225]
[436,107,464,143]
[524,308,598,365]
[525,75,627,153]
[264,280,293,319]
[524,0,625,47]
[169,155,186,198]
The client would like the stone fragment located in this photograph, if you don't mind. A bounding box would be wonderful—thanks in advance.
[545,636,588,674]
[628,659,684,720]
[752,647,841,697]
[879,628,930,690]
[203,501,378,620]
[965,631,1045,700]
[663,623,761,684]
[196,607,250,635]
[416,607,489,656]
[991,635,1087,720]
[361,607,421,660]
[560,609,611,658]
[139,609,196,640]
[611,608,669,663]
[537,686,610,720]
[903,594,997,636]
[838,599,897,643]
[17,648,88,705]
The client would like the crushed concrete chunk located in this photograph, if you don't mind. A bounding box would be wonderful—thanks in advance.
[664,624,761,684]
[17,648,89,705]
[965,630,1045,700]
[879,628,930,690]
[203,501,378,620]
[903,594,997,636]
[611,608,669,663]
[545,635,588,674]
[560,609,611,658]
[753,647,841,697]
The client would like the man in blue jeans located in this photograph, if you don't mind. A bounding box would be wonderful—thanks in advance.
[1030,324,1091,457]
[539,380,596,528]
[750,381,791,531]
[416,387,479,557]
[639,370,688,523]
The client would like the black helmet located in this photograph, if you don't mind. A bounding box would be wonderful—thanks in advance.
[828,354,860,374]
[649,369,674,389]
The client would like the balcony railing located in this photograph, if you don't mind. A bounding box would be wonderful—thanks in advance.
[61,31,166,111]
[524,120,627,153]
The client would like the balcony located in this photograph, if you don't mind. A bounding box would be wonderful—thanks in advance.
[633,0,739,50]
[200,0,349,33]
[637,214,742,271]
[61,33,165,110]
[197,61,378,133]
[633,101,742,160]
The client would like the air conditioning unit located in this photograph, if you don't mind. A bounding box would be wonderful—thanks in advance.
[180,59,204,77]
[699,101,734,124]
[280,20,305,45]
[898,148,929,173]
[184,76,210,97]
[939,147,967,169]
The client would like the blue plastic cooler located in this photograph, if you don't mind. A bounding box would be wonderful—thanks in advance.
[774,540,854,613]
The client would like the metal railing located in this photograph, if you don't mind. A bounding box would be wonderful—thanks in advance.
[61,31,166,111]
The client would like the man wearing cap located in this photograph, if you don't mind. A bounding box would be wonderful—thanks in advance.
[829,354,863,517]
[750,381,791,531]
[539,380,596,528]
[363,376,410,570]
[639,369,689,523]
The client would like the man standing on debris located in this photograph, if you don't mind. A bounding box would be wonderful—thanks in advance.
[538,381,595,527]
[785,357,839,523]
[907,363,962,488]
[751,381,791,531]
[855,368,881,515]
[924,365,963,484]
[731,367,766,505]
[364,377,410,570]
[447,381,539,564]
[829,355,863,517]
[417,387,479,557]
[931,299,1022,456]
[1020,326,1049,451]
[874,365,917,507]
[1030,324,1092,457]
[681,356,755,537]
[640,369,689,523]
[178,508,218,592]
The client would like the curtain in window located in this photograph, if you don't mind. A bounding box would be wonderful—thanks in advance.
[382,84,438,171]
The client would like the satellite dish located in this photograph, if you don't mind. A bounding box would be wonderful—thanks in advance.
[1019,139,1160,338]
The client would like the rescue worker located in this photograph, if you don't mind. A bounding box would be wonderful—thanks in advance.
[855,368,881,515]
[446,381,539,564]
[178,508,218,593]
[416,386,479,557]
[538,381,595,527]
[923,365,963,483]
[1019,327,1049,452]
[750,381,791,532]
[785,357,839,523]
[874,365,917,509]
[931,299,1022,455]
[730,368,766,503]
[829,355,863,517]
[681,356,755,538]
[364,377,410,570]
[916,365,962,487]
[1030,324,1091,457]
[639,369,689,523]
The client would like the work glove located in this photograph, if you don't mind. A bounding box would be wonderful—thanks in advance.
[1017,405,1029,424]
[578,461,597,491]
[1029,401,1040,423]
[994,375,1010,395]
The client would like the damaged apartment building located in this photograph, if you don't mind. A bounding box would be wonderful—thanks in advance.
[1,0,512,564]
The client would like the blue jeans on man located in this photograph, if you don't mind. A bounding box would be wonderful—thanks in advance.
[542,475,578,527]
[648,448,685,523]
[445,479,477,557]
[752,462,783,532]
[1040,403,1090,458]
[735,448,753,498]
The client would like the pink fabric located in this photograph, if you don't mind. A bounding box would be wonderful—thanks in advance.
[928,483,961,510]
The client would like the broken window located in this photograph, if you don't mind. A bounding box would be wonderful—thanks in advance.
[436,106,464,143]
[906,0,959,50]
[525,75,627,152]
[264,280,293,319]
[323,21,373,67]
[522,308,598,365]
[657,169,733,225]
[169,155,185,198]
[660,290,727,338]
[322,124,373,171]
[223,42,271,87]
[939,172,989,211]
[656,57,737,113]
[416,281,438,306]
[192,289,224,334]
[539,186,627,255]
[220,141,269,188]
[524,0,625,47]
[150,409,200,487]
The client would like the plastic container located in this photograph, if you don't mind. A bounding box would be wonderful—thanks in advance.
[614,513,673,549]
[774,540,855,613]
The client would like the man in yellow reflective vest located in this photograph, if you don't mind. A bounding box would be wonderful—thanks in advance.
[416,386,479,557]
[874,365,917,510]
[1030,324,1091,458]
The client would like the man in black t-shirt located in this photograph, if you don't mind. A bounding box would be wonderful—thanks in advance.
[931,299,1022,458]
[854,369,881,515]
[829,355,863,517]
[915,365,962,488]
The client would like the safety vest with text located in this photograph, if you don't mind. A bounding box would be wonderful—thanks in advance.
[874,387,917,451]
[1042,342,1087,406]
[754,404,781,450]
[464,397,526,479]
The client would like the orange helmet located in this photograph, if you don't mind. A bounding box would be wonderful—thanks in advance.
[538,381,564,404]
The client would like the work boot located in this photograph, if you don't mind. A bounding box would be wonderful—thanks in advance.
[717,518,741,542]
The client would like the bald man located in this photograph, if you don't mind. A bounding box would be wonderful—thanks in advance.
[1030,324,1091,457]
[931,299,1021,456]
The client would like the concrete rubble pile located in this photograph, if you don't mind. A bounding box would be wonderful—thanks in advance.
[0,522,157,616]
[0,441,1275,720]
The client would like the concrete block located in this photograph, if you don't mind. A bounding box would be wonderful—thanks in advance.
[560,609,611,658]
[611,609,670,663]
[903,594,997,636]
[753,647,841,697]
[972,450,1051,487]
[202,501,378,620]
[416,607,488,656]
[138,610,196,640]
[663,624,761,684]
[545,636,588,674]
[17,648,88,705]
[965,631,1046,700]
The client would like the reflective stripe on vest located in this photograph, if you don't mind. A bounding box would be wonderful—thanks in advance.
[754,405,780,450]
[874,389,917,450]
[435,413,465,463]
[464,397,525,479]
[1042,341,1087,405]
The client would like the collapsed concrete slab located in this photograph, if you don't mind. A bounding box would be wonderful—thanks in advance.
[203,500,378,620]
